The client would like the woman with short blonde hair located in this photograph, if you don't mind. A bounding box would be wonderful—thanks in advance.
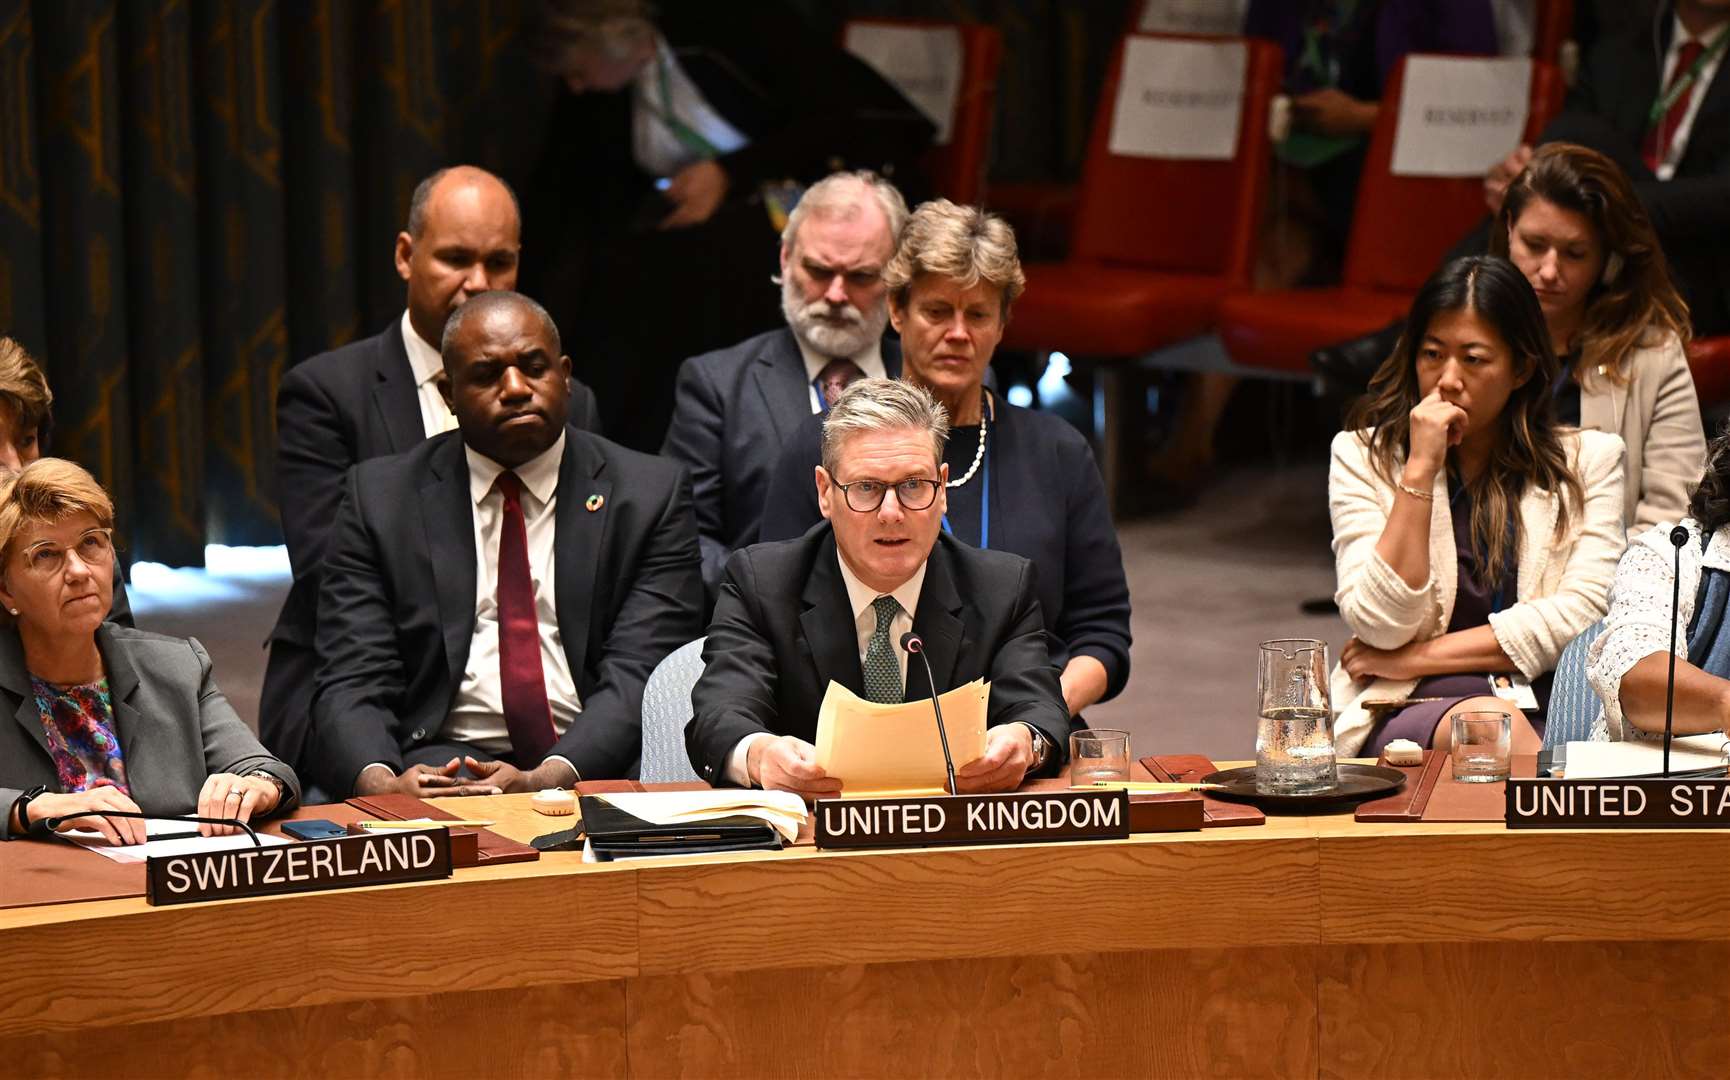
[0,460,297,843]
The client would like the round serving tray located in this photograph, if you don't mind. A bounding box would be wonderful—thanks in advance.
[1199,764,1406,811]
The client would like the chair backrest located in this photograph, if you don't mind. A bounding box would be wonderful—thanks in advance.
[1067,33,1282,282]
[639,637,706,783]
[1531,0,1575,64]
[1542,619,1607,750]
[842,18,1004,206]
[1342,55,1565,294]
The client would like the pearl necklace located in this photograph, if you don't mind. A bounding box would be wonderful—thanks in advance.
[947,390,989,489]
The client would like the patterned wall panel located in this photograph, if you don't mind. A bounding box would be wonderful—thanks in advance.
[0,2,46,355]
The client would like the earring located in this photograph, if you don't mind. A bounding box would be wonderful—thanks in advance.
[7,609,16,615]
[1602,252,1624,286]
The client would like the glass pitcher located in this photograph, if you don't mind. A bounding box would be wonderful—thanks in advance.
[1256,638,1337,795]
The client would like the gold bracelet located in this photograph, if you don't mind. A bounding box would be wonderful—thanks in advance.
[1395,480,1434,502]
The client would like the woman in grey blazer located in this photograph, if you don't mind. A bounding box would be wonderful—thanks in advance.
[0,459,298,843]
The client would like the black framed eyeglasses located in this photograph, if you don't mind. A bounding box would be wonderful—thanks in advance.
[833,477,942,513]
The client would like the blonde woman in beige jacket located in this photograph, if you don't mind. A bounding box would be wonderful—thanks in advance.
[1330,257,1626,759]
[1491,142,1703,535]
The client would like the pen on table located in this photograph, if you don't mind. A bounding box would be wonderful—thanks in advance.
[1082,781,1223,792]
[356,819,495,829]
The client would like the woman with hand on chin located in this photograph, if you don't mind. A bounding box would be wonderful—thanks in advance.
[1329,256,1626,758]
[0,460,298,843]
[1491,142,1704,534]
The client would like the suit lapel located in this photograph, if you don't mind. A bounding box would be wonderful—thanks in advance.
[882,336,904,380]
[0,629,47,756]
[751,329,813,444]
[1515,482,1560,602]
[94,624,146,794]
[906,539,964,702]
[375,319,429,454]
[799,533,865,696]
[421,437,479,688]
[1428,471,1458,634]
[556,434,606,682]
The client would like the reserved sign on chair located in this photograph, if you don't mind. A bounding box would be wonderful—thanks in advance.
[1108,37,1247,161]
[1390,56,1533,177]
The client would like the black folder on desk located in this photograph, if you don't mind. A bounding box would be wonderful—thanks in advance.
[577,796,784,861]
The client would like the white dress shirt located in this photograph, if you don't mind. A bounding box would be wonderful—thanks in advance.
[725,550,927,785]
[1654,16,1730,181]
[631,34,748,179]
[794,335,887,414]
[400,310,459,438]
[442,431,582,760]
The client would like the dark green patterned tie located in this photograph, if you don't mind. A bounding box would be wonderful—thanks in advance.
[863,595,903,704]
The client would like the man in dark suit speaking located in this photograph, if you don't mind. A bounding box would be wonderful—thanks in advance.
[311,292,701,797]
[662,170,908,602]
[265,165,600,775]
[686,379,1069,797]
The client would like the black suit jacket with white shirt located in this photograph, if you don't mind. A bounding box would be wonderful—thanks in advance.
[684,524,1070,786]
[309,426,702,795]
[266,317,600,769]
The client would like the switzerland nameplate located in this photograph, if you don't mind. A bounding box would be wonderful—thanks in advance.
[814,789,1130,850]
[1506,778,1730,829]
[145,829,454,906]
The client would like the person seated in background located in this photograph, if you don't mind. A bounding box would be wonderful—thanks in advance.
[1588,427,1730,741]
[266,165,600,778]
[1330,256,1626,758]
[0,337,133,626]
[1490,142,1704,535]
[759,200,1132,722]
[310,291,701,799]
[0,460,298,843]
[687,379,1070,796]
[662,170,908,603]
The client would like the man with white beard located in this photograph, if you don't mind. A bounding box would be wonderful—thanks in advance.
[662,171,908,602]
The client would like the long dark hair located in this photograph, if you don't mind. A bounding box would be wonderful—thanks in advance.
[1347,256,1584,586]
[1490,142,1692,379]
[1689,423,1730,535]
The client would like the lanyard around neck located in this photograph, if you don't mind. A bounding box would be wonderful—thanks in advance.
[646,50,721,160]
[1648,29,1730,128]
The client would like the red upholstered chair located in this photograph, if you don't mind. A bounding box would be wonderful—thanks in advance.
[1689,337,1730,409]
[1531,0,1575,64]
[1217,57,1567,376]
[842,18,1003,206]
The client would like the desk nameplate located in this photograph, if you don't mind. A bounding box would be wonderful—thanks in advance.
[1506,778,1730,828]
[814,789,1130,850]
[145,829,453,906]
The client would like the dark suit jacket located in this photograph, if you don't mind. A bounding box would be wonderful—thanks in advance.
[310,428,703,795]
[264,317,600,770]
[757,402,1134,703]
[1538,6,1730,333]
[661,327,903,600]
[686,526,1071,785]
[1,624,299,840]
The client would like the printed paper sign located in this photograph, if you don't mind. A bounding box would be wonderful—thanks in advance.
[1136,0,1248,36]
[1390,56,1533,177]
[1108,37,1246,160]
[844,23,963,145]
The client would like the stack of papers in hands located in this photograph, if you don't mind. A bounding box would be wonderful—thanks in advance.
[1563,734,1730,779]
[593,790,808,843]
[814,678,989,797]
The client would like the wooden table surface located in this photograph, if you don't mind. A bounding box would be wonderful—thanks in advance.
[6,773,1730,1078]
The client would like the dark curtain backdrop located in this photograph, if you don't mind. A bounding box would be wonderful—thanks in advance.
[0,0,547,566]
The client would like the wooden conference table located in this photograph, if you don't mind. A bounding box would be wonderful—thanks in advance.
[5,773,1730,1079]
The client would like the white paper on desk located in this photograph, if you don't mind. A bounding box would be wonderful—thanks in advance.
[1136,0,1248,36]
[1564,735,1730,779]
[1390,56,1532,177]
[65,820,290,865]
[1107,37,1246,161]
[596,790,808,844]
[814,678,989,797]
[844,23,962,144]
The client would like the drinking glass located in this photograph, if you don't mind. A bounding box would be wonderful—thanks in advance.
[1451,711,1511,782]
[1069,729,1131,787]
[1256,639,1337,795]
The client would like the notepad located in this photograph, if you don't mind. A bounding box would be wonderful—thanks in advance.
[66,821,290,865]
[814,679,989,797]
[1563,734,1730,779]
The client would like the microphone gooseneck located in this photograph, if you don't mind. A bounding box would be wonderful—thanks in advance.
[1665,525,1689,777]
[43,810,262,847]
[900,631,958,795]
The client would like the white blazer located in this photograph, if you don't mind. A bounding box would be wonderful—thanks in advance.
[1327,427,1628,755]
[1578,330,1705,537]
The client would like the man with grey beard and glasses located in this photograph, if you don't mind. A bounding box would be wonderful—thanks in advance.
[662,170,908,604]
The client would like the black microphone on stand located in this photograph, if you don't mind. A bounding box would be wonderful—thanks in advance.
[901,631,958,796]
[1665,524,1690,777]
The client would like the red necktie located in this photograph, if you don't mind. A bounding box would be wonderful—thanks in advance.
[494,471,555,762]
[1642,40,1707,174]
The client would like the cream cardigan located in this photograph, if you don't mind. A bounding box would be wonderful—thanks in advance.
[1578,330,1705,536]
[1327,427,1627,755]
